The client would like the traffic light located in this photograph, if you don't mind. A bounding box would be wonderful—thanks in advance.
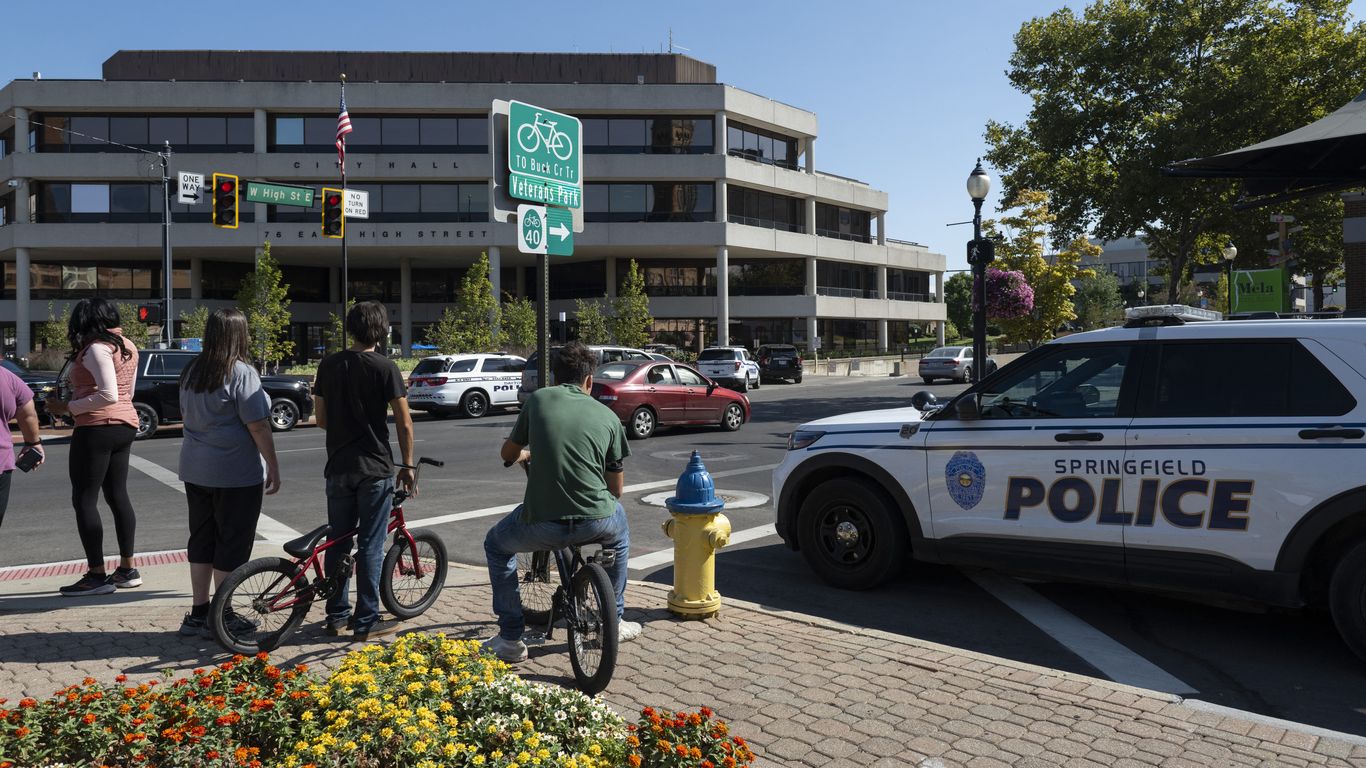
[322,187,344,239]
[212,173,239,229]
[137,303,162,324]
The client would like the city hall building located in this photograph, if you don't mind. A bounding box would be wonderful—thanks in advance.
[0,51,946,360]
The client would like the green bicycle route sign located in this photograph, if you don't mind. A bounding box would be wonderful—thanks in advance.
[507,100,582,209]
[517,203,574,256]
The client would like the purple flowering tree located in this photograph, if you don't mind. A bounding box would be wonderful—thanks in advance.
[973,268,1034,320]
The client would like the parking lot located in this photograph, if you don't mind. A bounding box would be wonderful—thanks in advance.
[4,372,1366,737]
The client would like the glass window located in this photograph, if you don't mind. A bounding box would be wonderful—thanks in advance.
[1292,342,1356,415]
[42,184,71,213]
[459,184,488,218]
[596,362,635,380]
[71,184,109,213]
[609,119,647,147]
[583,119,609,147]
[727,126,743,153]
[227,117,254,146]
[457,117,488,147]
[187,117,226,145]
[109,184,149,214]
[149,117,187,145]
[420,117,458,146]
[979,346,1132,419]
[412,358,449,375]
[109,117,147,145]
[585,185,609,214]
[69,116,108,145]
[421,184,459,213]
[158,353,194,376]
[1146,341,1353,418]
[62,266,97,291]
[449,359,478,373]
[383,185,420,212]
[676,367,706,386]
[609,184,648,213]
[646,365,679,385]
[347,115,380,146]
[382,117,420,145]
[274,117,304,145]
[304,117,335,146]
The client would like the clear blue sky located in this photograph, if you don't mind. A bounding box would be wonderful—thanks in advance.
[4,0,1363,272]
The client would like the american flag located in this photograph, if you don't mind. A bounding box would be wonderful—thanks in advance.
[336,87,353,171]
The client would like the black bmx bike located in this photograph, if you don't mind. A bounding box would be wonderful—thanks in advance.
[507,460,619,694]
[209,458,448,654]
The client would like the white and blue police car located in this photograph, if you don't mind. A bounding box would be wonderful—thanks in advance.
[406,353,526,418]
[773,306,1366,660]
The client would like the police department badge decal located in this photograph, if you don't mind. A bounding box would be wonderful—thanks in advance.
[945,451,986,510]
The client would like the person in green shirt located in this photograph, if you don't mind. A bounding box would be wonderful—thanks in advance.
[483,342,641,663]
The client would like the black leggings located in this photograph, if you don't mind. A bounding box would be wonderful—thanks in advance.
[70,424,137,569]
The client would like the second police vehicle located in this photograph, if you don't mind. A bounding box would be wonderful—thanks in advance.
[773,306,1366,661]
[406,353,526,419]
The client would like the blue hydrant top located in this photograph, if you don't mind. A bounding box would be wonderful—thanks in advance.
[665,451,725,515]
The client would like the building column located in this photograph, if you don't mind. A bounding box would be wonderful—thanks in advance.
[190,258,203,300]
[253,109,268,226]
[715,180,727,223]
[937,270,947,346]
[805,197,817,235]
[605,256,618,299]
[329,267,340,304]
[15,247,30,359]
[716,246,729,346]
[805,257,818,296]
[878,320,889,354]
[877,213,886,245]
[877,265,888,300]
[806,316,818,355]
[805,137,815,174]
[714,111,727,154]
[399,257,413,357]
[12,107,28,153]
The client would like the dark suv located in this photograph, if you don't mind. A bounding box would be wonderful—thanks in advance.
[132,349,314,440]
[757,344,803,384]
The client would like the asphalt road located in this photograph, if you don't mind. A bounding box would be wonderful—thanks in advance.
[3,373,1366,736]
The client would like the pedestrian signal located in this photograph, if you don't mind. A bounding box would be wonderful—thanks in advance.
[212,173,238,229]
[322,188,344,239]
[136,304,162,324]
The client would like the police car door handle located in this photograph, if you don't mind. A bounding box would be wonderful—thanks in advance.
[1054,431,1104,442]
[1298,428,1365,440]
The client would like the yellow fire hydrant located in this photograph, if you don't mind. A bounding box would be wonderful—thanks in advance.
[662,451,731,619]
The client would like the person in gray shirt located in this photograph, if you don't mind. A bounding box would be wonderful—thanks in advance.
[175,308,281,637]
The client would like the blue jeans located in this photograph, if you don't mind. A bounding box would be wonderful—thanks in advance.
[324,473,394,632]
[484,503,630,642]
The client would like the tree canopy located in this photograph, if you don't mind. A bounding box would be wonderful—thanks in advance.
[236,242,294,368]
[611,259,654,350]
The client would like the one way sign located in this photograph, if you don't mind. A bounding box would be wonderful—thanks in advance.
[177,171,204,205]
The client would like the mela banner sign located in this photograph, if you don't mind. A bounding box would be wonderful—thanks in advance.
[1231,266,1287,313]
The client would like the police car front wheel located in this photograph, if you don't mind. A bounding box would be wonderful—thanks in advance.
[797,477,909,590]
[461,391,489,418]
[1329,538,1366,663]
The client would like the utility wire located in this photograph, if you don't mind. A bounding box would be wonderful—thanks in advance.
[5,112,165,157]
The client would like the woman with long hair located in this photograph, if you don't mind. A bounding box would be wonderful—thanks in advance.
[45,298,141,596]
[175,308,281,636]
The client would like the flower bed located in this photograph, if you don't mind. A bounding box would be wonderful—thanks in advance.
[0,634,753,768]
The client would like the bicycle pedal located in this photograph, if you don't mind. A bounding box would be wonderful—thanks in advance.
[592,550,616,568]
[523,632,549,646]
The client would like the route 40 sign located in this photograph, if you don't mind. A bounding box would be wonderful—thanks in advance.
[517,204,573,256]
[507,100,582,209]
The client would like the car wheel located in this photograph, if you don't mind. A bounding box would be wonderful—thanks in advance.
[720,403,744,432]
[461,390,489,418]
[796,477,909,590]
[628,407,656,440]
[921,377,935,385]
[752,372,761,390]
[960,365,972,383]
[1330,539,1366,662]
[794,375,803,384]
[133,403,159,440]
[737,376,749,393]
[269,398,300,432]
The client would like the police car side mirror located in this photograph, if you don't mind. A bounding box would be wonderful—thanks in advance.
[910,391,938,411]
[955,393,982,420]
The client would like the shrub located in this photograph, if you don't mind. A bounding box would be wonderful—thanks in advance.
[627,706,754,768]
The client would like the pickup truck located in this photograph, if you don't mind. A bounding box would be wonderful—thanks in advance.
[131,349,314,440]
[696,347,761,392]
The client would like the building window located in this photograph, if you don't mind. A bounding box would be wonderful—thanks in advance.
[31,183,249,224]
[729,259,804,296]
[268,183,488,223]
[5,261,190,300]
[615,259,716,297]
[550,262,606,300]
[581,116,713,154]
[728,318,800,349]
[727,187,804,233]
[31,114,253,153]
[269,114,488,153]
[279,266,329,303]
[887,268,930,302]
[816,262,878,299]
[726,122,800,169]
[584,183,714,223]
[815,203,872,243]
[817,319,879,354]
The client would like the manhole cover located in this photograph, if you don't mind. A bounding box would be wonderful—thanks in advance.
[640,490,769,509]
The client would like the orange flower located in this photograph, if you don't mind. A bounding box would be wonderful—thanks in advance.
[691,747,703,759]
[83,677,97,686]
[249,699,275,712]
[199,677,214,688]
[699,706,713,718]
[722,759,736,768]
[702,762,715,768]
[192,668,205,676]
[627,756,642,768]
[255,651,269,661]
[17,698,36,709]
[689,713,703,726]
[14,727,30,738]
[233,683,248,695]
[115,674,128,683]
[206,751,220,760]
[82,713,97,724]
[234,746,249,761]
[626,734,640,747]
[264,666,281,679]
[215,712,241,726]
[123,732,145,743]
[675,745,689,757]
[296,664,309,673]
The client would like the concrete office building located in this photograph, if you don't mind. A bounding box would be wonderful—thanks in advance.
[0,51,945,360]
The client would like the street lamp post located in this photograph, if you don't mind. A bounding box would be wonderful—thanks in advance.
[966,160,991,384]
[1222,243,1238,315]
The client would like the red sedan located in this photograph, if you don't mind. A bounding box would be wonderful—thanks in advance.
[591,360,751,440]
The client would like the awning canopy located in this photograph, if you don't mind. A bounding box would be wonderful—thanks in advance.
[1164,90,1366,207]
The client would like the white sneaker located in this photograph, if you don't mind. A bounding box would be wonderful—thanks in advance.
[481,634,528,663]
[618,620,642,642]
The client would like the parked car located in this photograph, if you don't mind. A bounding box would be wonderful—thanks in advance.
[2,360,60,426]
[645,352,675,362]
[519,345,650,404]
[917,345,998,384]
[591,360,750,440]
[695,347,761,392]
[756,344,803,384]
[132,349,314,440]
[406,353,526,418]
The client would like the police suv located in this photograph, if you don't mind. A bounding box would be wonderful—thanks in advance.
[406,353,526,418]
[773,306,1366,660]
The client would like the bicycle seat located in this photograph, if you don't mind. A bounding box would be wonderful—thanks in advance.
[283,524,332,558]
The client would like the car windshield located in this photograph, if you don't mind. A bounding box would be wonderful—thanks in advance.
[698,349,736,361]
[412,359,447,375]
[928,347,963,359]
[595,363,637,381]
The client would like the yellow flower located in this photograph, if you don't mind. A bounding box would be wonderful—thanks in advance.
[443,743,459,757]
[588,744,602,756]
[294,741,309,751]
[380,727,395,739]
[439,701,454,713]
[414,740,429,753]
[300,711,314,721]
[343,741,357,752]
[519,751,532,762]
[472,756,486,766]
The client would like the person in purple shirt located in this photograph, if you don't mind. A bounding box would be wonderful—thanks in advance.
[0,365,45,529]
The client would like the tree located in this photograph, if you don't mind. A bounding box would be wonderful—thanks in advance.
[325,298,356,355]
[984,190,1095,347]
[426,306,463,355]
[179,305,210,340]
[1282,195,1345,311]
[1211,272,1231,315]
[574,297,612,345]
[611,259,653,349]
[452,252,500,352]
[944,273,973,334]
[500,296,537,356]
[985,0,1366,303]
[36,302,70,351]
[236,242,294,369]
[1073,271,1125,330]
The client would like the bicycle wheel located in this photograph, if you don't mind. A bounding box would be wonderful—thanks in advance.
[550,132,574,161]
[380,530,448,619]
[210,557,313,655]
[567,562,618,695]
[518,551,555,625]
[516,122,541,153]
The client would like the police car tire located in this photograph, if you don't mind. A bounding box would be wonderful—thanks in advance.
[797,477,909,590]
[1329,538,1366,662]
[461,390,489,419]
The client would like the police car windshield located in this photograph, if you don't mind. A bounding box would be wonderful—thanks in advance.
[412,359,448,375]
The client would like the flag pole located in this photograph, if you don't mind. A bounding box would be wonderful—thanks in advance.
[340,73,349,342]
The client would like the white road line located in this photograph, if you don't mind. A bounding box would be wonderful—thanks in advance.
[127,454,301,546]
[627,522,778,571]
[965,570,1195,695]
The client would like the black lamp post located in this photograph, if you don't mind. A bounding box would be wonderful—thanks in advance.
[966,160,992,384]
[1222,243,1238,315]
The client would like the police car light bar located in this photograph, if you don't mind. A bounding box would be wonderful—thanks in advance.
[1123,304,1223,325]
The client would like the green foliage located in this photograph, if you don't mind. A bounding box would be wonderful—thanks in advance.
[611,259,653,349]
[236,242,294,367]
[114,303,153,350]
[1281,195,1345,311]
[941,320,960,342]
[499,296,538,356]
[985,0,1366,303]
[452,252,501,353]
[574,297,612,345]
[984,190,1096,347]
[944,273,973,334]
[1212,272,1231,315]
[426,306,463,355]
[324,298,356,356]
[36,302,70,351]
[178,305,210,340]
[1073,270,1125,330]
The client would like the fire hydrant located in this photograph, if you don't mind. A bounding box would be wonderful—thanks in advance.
[663,451,732,618]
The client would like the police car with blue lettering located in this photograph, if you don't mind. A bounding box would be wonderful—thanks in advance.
[406,353,526,419]
[773,306,1366,660]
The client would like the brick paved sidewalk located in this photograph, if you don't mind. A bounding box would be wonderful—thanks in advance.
[3,562,1365,767]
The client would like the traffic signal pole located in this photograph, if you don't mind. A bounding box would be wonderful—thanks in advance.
[159,141,173,348]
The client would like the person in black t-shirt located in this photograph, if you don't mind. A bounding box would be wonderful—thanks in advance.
[313,301,416,641]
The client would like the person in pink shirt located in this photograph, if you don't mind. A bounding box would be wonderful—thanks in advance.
[45,298,141,596]
[0,365,46,529]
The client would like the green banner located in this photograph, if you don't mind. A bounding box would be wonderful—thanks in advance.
[1231,266,1286,313]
